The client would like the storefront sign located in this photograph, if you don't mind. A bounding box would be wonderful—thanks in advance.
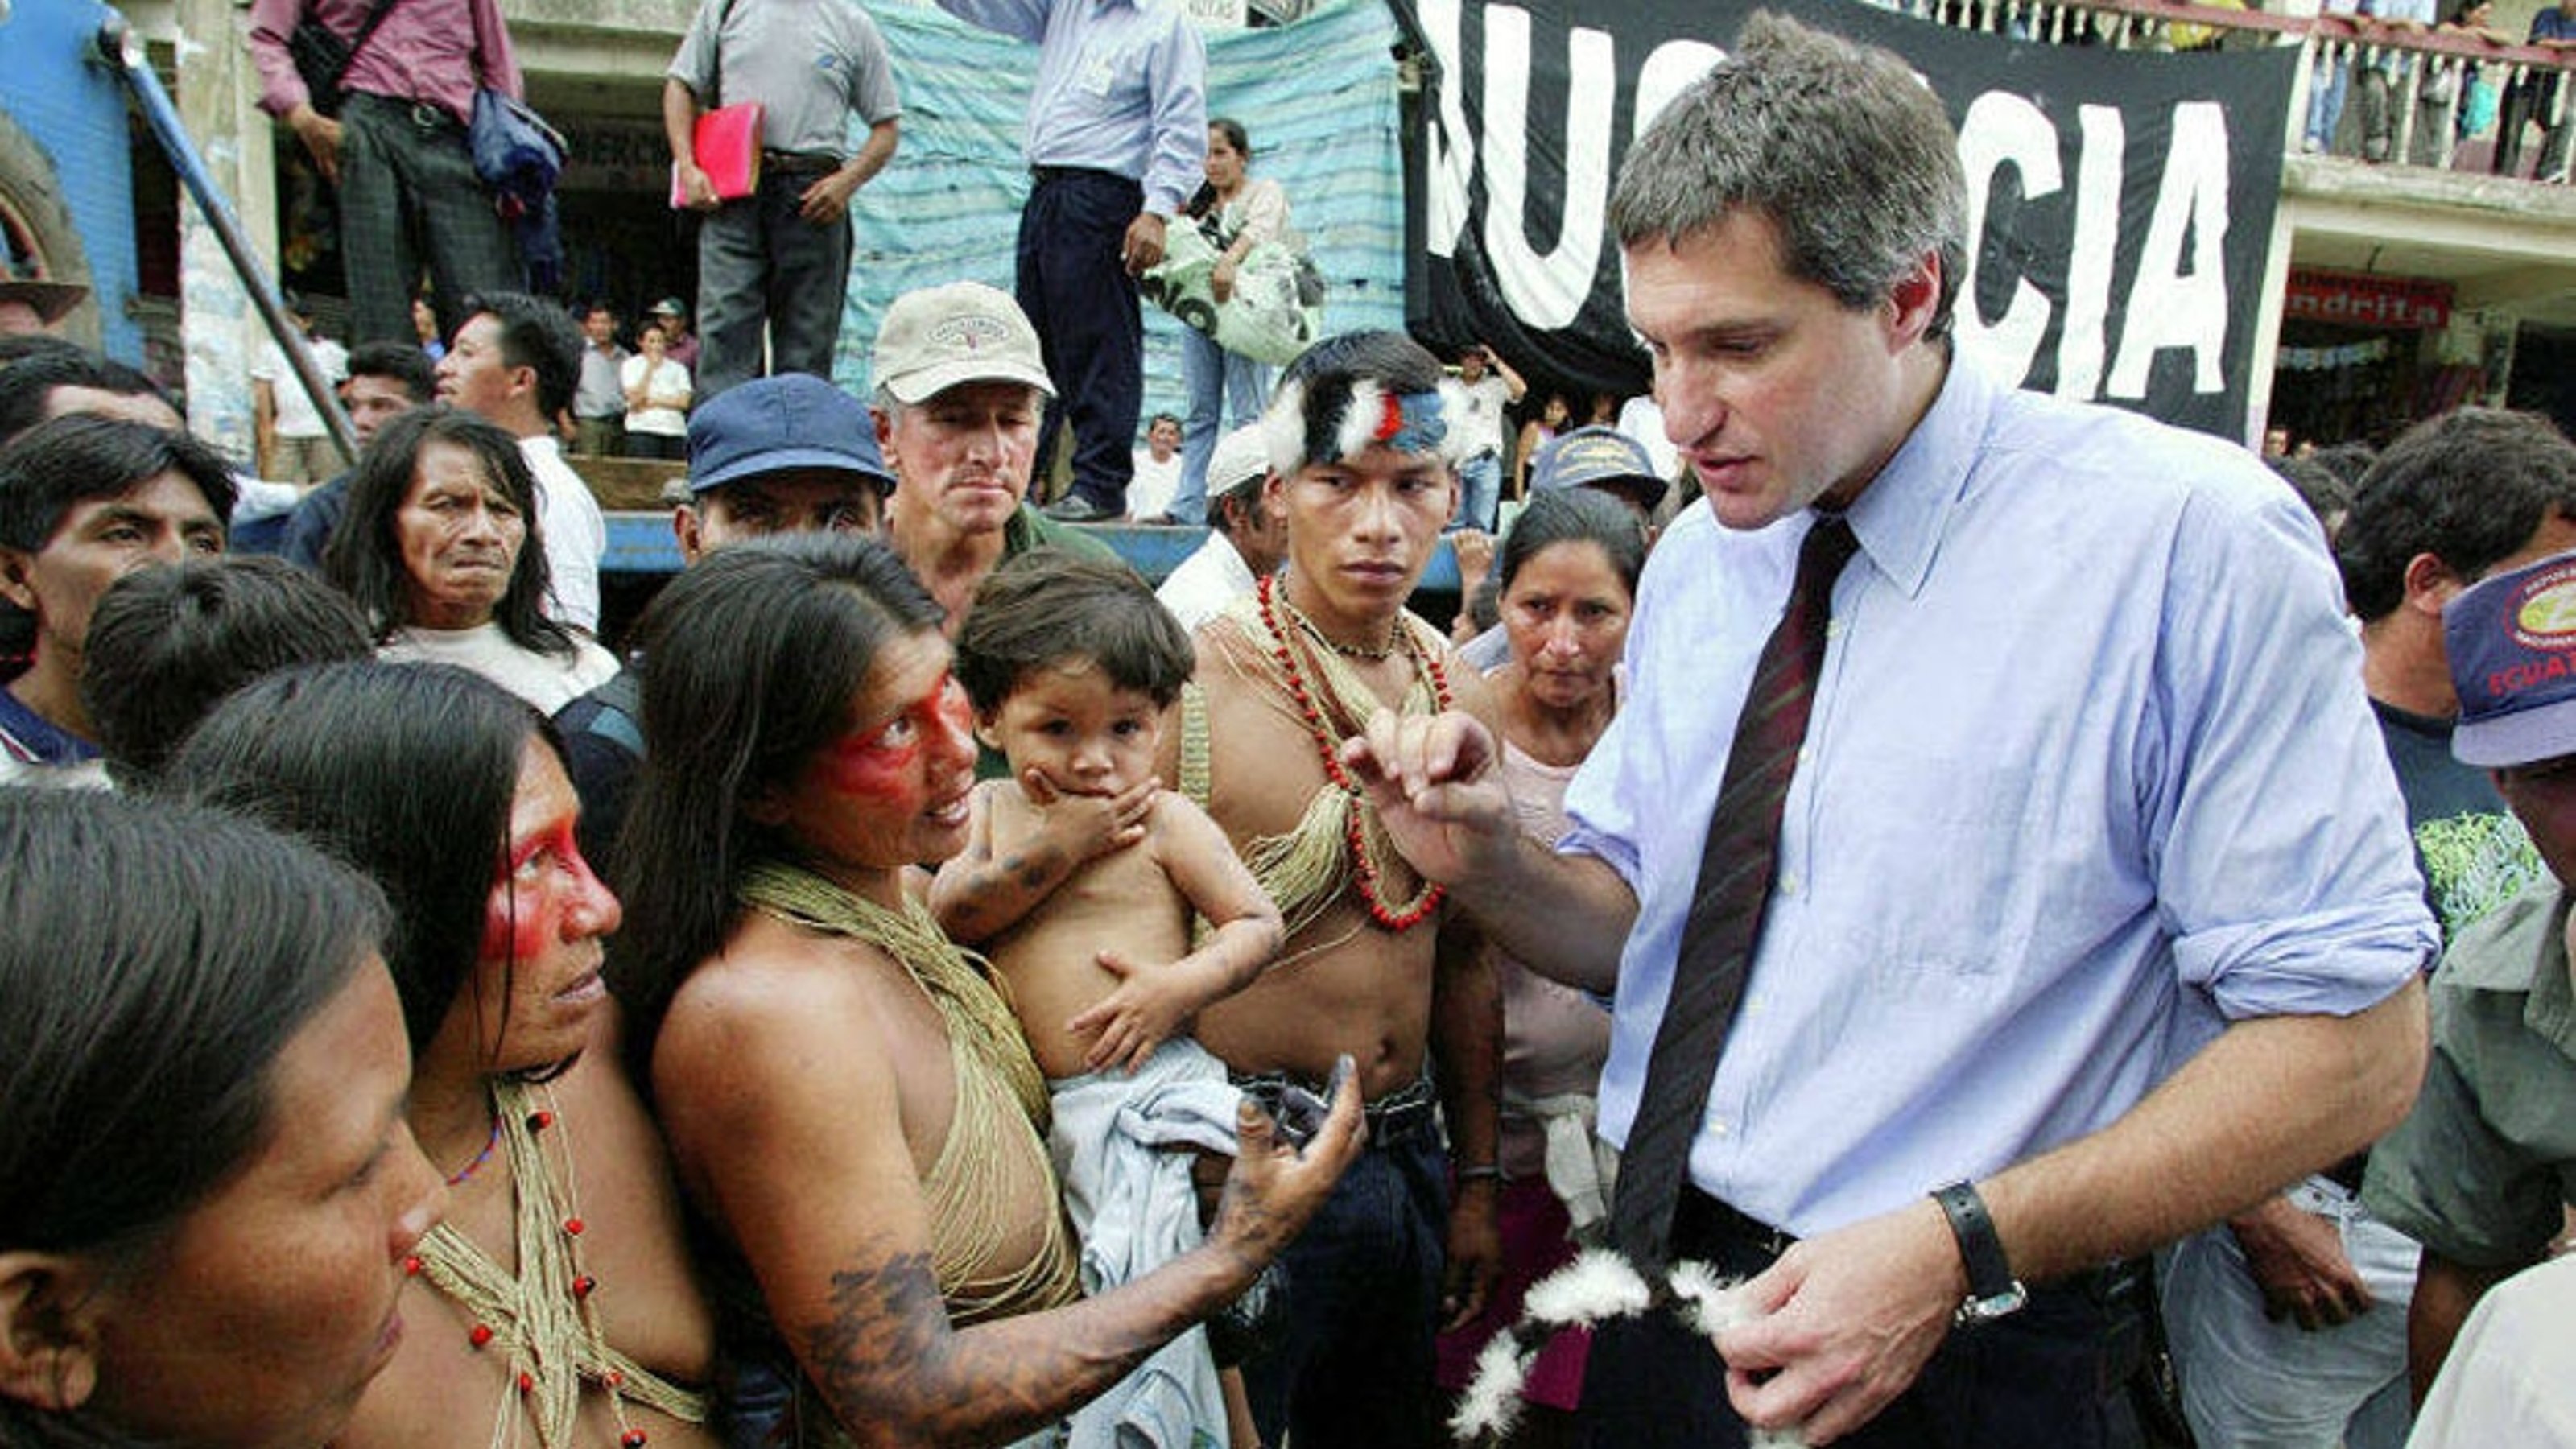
[2284,269,2452,330]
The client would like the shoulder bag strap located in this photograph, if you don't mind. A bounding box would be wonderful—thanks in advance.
[332,0,411,89]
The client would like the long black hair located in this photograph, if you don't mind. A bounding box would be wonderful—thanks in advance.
[613,533,942,1077]
[162,660,552,1059]
[322,406,576,659]
[0,791,389,1446]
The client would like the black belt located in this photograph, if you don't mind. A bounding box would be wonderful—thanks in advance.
[1674,1185,1798,1261]
[1673,1185,2147,1307]
[350,93,461,132]
[1030,163,1130,186]
[762,150,843,176]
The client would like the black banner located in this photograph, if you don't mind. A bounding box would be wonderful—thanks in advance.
[1402,0,2297,438]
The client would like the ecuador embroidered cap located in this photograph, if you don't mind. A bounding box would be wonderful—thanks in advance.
[686,374,894,497]
[872,282,1054,406]
[2448,547,2576,768]
[1530,426,1669,513]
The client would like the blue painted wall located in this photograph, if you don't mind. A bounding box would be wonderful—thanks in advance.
[834,0,1410,428]
[0,0,145,363]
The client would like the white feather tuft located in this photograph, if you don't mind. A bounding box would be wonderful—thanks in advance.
[1333,378,1391,465]
[1260,378,1309,480]
[1521,1249,1653,1327]
[1666,1261,1810,1449]
[1448,1332,1533,1443]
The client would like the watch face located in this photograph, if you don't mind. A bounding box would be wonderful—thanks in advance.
[1955,1282,2030,1327]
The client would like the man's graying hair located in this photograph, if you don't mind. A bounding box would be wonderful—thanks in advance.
[1609,11,1968,341]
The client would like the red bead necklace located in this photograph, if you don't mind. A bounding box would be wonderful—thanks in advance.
[1255,573,1451,932]
[409,1085,675,1447]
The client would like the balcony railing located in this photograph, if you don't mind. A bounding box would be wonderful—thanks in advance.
[1872,0,2573,182]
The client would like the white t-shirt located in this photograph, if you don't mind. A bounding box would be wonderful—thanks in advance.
[2407,1253,2576,1447]
[1129,447,1183,520]
[1154,531,1259,631]
[1615,394,1680,489]
[378,623,621,717]
[252,337,350,440]
[1451,375,1513,459]
[518,436,606,634]
[620,355,693,438]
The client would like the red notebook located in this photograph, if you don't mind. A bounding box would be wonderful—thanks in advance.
[672,101,762,208]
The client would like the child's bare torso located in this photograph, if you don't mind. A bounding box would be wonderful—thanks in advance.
[979,782,1198,1079]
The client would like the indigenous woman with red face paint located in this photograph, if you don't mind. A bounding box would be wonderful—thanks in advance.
[163,661,720,1449]
[612,532,1362,1448]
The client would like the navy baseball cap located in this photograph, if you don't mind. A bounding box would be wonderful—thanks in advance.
[2447,547,2576,768]
[686,375,894,497]
[1530,426,1668,513]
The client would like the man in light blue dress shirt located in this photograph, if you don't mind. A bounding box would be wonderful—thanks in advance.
[1344,14,2434,1447]
[935,0,1207,524]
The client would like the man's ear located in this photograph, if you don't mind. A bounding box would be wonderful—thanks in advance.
[672,505,706,568]
[0,1251,105,1411]
[2402,551,2464,617]
[0,547,38,615]
[1885,250,1944,349]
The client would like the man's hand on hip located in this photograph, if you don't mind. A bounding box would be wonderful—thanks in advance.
[1715,1199,1966,1445]
[800,169,861,225]
[1121,212,1168,275]
[2228,1192,2373,1331]
[289,104,343,185]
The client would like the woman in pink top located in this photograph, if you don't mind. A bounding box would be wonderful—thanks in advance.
[1434,486,1646,1443]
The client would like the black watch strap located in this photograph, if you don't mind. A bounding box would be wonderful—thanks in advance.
[1931,1181,2025,1323]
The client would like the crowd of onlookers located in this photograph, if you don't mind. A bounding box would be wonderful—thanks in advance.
[11,6,2576,1449]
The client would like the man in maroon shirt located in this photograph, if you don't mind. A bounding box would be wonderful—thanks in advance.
[246,0,522,345]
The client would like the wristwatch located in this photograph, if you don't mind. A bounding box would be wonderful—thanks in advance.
[1931,1181,2028,1327]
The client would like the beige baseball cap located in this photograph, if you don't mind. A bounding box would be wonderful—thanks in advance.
[1207,423,1271,500]
[872,281,1055,406]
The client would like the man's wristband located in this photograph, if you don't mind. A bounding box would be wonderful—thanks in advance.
[1455,1163,1503,1185]
[1930,1181,2026,1326]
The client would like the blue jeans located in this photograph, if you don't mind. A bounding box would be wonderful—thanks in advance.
[1239,1122,1448,1449]
[1172,324,1272,525]
[2308,56,2351,151]
[1454,452,1502,533]
[2160,1174,2414,1449]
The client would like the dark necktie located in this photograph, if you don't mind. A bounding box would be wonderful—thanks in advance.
[1608,515,1860,1271]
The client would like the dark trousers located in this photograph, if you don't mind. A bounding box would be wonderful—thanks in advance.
[2497,75,2572,181]
[1017,167,1142,512]
[1578,1191,2149,1449]
[1239,1118,1449,1449]
[695,170,855,403]
[337,93,518,346]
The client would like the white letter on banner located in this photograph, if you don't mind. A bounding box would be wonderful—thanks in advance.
[1954,90,2060,387]
[1480,6,1614,331]
[2109,101,2231,399]
[2058,105,2124,401]
[1422,0,1472,258]
[1635,40,1726,136]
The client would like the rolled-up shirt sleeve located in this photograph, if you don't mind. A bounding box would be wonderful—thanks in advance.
[2146,485,2436,1019]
